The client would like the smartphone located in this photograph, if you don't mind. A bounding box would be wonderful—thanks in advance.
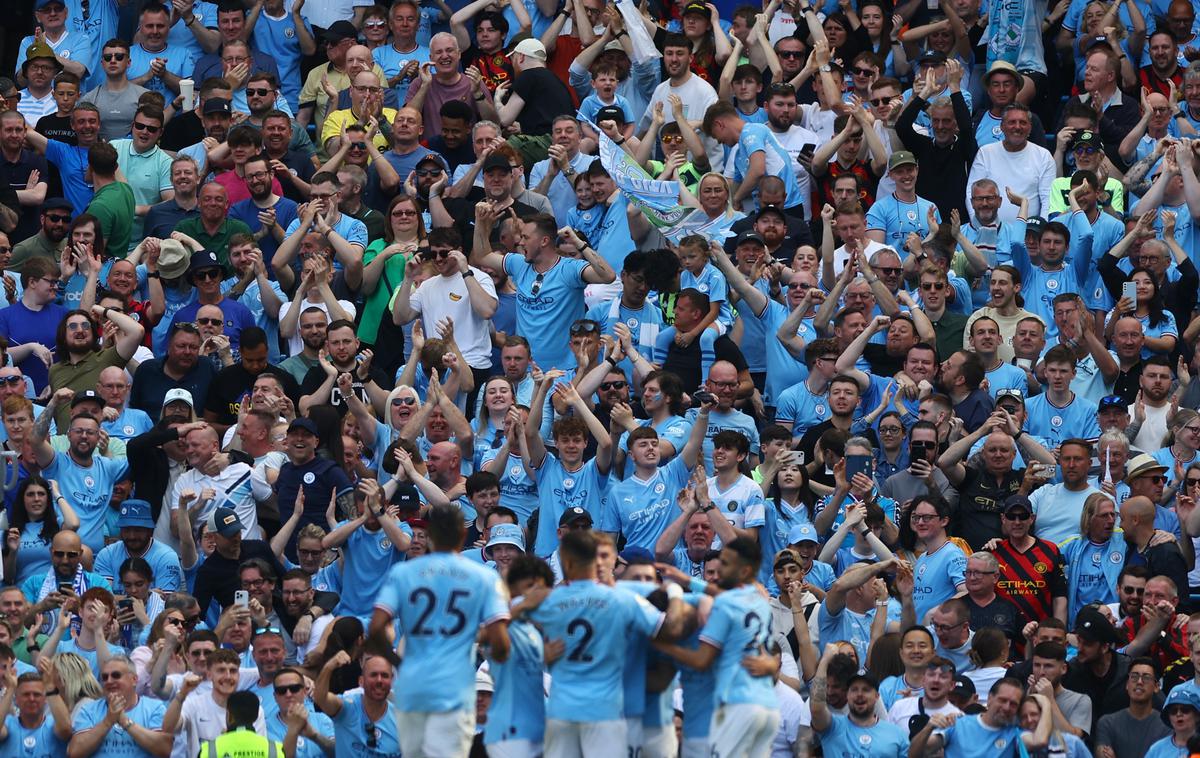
[1015,358,1033,370]
[846,453,873,480]
[234,590,249,608]
[800,143,817,155]
[910,440,935,462]
[117,598,134,611]
[693,390,715,405]
[1038,464,1058,479]
[57,582,73,595]
[1122,281,1137,304]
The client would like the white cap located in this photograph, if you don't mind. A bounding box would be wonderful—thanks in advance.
[162,388,195,409]
[475,669,494,693]
[512,38,546,61]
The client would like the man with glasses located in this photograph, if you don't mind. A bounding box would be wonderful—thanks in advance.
[990,495,1069,638]
[266,667,334,757]
[278,570,334,663]
[322,70,396,155]
[70,656,169,758]
[962,552,1021,643]
[393,225,497,393]
[111,105,173,246]
[168,250,256,358]
[81,40,150,142]
[240,565,295,664]
[243,74,317,161]
[10,200,69,274]
[20,530,110,633]
[14,44,59,124]
[228,157,299,272]
[1094,658,1171,758]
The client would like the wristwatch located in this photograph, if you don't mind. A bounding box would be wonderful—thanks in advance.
[820,64,832,73]
[461,269,475,278]
[147,271,161,279]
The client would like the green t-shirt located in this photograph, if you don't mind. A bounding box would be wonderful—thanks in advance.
[173,216,253,272]
[359,238,411,345]
[86,182,136,257]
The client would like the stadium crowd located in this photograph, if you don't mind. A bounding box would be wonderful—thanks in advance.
[1,0,1200,753]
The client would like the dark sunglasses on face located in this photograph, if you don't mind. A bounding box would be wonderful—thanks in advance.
[599,380,627,390]
[132,121,160,133]
[194,269,223,281]
[778,50,804,58]
[246,88,273,96]
[274,683,305,694]
[1002,511,1031,521]
[414,168,443,177]
[103,53,126,62]
[196,317,222,326]
[921,282,946,291]
[391,396,417,406]
[869,97,892,106]
[0,376,22,386]
[350,142,367,150]
[53,550,81,559]
[44,214,70,223]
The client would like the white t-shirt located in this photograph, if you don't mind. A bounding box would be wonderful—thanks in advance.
[278,298,358,357]
[404,268,497,369]
[172,690,266,758]
[1131,401,1171,452]
[967,141,1056,223]
[641,74,722,171]
[886,696,962,728]
[771,680,808,758]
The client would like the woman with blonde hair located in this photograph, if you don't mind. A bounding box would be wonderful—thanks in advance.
[41,651,102,719]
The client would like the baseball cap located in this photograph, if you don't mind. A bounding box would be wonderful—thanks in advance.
[787,523,818,545]
[595,104,626,126]
[207,507,244,538]
[323,20,359,43]
[1098,394,1127,412]
[1125,453,1169,484]
[512,38,547,61]
[202,98,232,116]
[35,0,68,9]
[559,506,593,528]
[389,482,421,510]
[116,499,155,529]
[951,675,976,698]
[1025,216,1046,234]
[475,669,494,694]
[887,150,918,172]
[162,388,194,410]
[482,153,512,173]
[682,1,709,15]
[1071,130,1100,151]
[415,153,448,171]
[756,204,787,222]
[1072,605,1121,644]
[288,418,319,437]
[847,673,878,691]
[187,250,223,277]
[995,388,1025,407]
[1163,687,1200,724]
[916,50,947,67]
[42,198,72,213]
[618,546,654,566]
[736,230,766,247]
[485,523,526,559]
[71,389,106,408]
[1001,494,1033,516]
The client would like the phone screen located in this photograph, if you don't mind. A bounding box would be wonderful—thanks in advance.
[846,454,873,480]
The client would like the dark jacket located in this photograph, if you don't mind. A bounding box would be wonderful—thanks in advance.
[1098,252,1198,347]
[896,91,976,222]
[127,424,255,522]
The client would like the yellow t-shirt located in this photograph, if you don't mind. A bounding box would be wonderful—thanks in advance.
[299,61,389,122]
[320,107,398,153]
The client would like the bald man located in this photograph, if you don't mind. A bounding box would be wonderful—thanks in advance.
[321,70,399,155]
[169,424,261,539]
[1120,495,1190,607]
[20,531,111,632]
[97,366,154,442]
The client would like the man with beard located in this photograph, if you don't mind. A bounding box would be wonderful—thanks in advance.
[93,499,184,593]
[758,83,819,208]
[228,155,299,269]
[638,34,718,156]
[298,319,390,416]
[48,306,144,429]
[130,324,218,421]
[279,308,326,386]
[810,645,907,756]
[203,328,296,434]
[316,652,404,757]
[911,678,1052,757]
[145,156,202,240]
[887,656,963,728]
[31,391,129,552]
[169,250,257,356]
[1127,357,1175,452]
[1063,606,1135,732]
[10,200,69,274]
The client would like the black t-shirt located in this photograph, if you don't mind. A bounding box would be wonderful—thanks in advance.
[963,594,1021,650]
[954,466,1025,551]
[35,113,75,145]
[194,539,285,614]
[425,136,475,173]
[660,334,747,396]
[441,194,540,255]
[275,148,317,204]
[1112,360,1143,406]
[863,344,905,378]
[161,109,204,152]
[299,363,394,416]
[204,364,301,426]
[510,67,574,137]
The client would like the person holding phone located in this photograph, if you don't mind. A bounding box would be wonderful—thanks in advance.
[880,422,959,510]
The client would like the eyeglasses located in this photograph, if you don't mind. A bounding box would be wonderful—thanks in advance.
[99,671,124,681]
[1128,672,1156,682]
[964,569,996,577]
[391,396,417,406]
[531,273,544,297]
[242,578,267,588]
[52,550,80,559]
[296,547,325,558]
[66,321,91,331]
[310,191,338,200]
[427,249,452,259]
[1002,511,1031,521]
[352,85,383,94]
[1184,425,1200,435]
[193,270,223,281]
[245,170,270,180]
[132,121,161,133]
[920,282,946,291]
[931,621,965,632]
[196,317,223,326]
[879,425,904,435]
[164,617,184,626]
[103,53,127,62]
[246,87,273,96]
[910,513,941,523]
[414,168,443,177]
[599,380,627,390]
[274,682,305,694]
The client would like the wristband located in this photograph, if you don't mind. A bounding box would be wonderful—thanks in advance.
[665,583,684,600]
[616,29,628,37]
[605,355,619,367]
[461,269,475,278]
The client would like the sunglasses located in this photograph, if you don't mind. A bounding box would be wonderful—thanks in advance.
[1002,511,1031,521]
[869,97,892,106]
[44,214,70,223]
[193,269,223,281]
[393,209,419,217]
[66,321,92,331]
[132,121,160,133]
[391,396,417,406]
[274,683,305,694]
[364,19,387,27]
[875,266,901,276]
[661,134,684,145]
[52,550,81,559]
[778,50,804,58]
[570,321,599,334]
[164,617,184,626]
[366,725,378,750]
[350,142,367,150]
[196,317,223,326]
[530,273,544,297]
[0,376,22,386]
[920,282,946,291]
[103,53,127,62]
[599,380,627,390]
[1186,478,1200,487]
[852,67,877,76]
[246,87,273,96]
[100,671,124,681]
[414,168,443,177]
[254,626,282,636]
[424,249,452,259]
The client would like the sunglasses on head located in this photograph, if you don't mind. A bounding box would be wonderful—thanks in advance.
[570,321,599,334]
